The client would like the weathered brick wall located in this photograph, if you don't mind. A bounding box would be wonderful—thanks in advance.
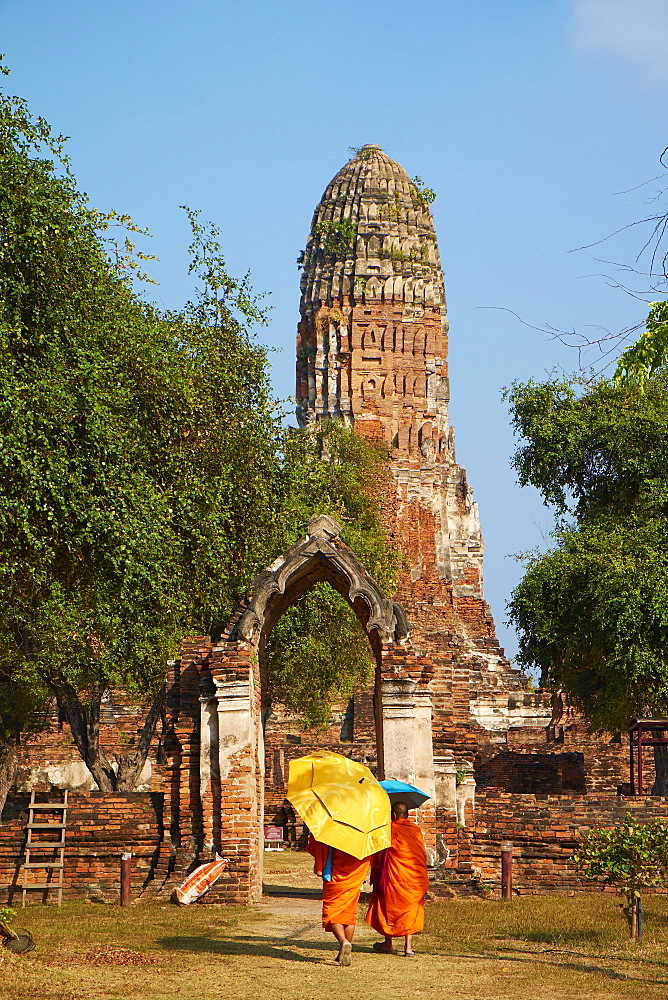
[157,610,269,904]
[471,791,668,894]
[164,637,210,865]
[553,723,653,794]
[475,720,652,797]
[476,747,587,794]
[0,791,163,904]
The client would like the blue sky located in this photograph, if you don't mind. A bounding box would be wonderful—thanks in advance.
[2,0,667,659]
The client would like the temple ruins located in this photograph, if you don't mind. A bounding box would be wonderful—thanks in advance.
[2,146,667,905]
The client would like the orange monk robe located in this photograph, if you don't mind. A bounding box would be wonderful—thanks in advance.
[307,836,370,929]
[365,818,429,936]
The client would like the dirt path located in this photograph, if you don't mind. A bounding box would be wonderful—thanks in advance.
[4,854,667,1000]
[209,857,657,1000]
[210,891,627,1000]
[207,854,666,1000]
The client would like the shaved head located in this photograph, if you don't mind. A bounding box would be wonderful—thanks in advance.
[392,801,409,819]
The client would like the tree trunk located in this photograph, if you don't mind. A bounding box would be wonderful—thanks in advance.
[114,687,165,791]
[630,891,642,941]
[51,676,117,792]
[0,744,18,820]
[50,676,165,793]
[652,736,668,795]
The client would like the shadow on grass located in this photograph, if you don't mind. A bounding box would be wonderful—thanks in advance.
[493,946,668,986]
[643,908,668,928]
[512,929,605,947]
[159,929,390,963]
[158,932,341,964]
[262,884,320,899]
[424,946,666,987]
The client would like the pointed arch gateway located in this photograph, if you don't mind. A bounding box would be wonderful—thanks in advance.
[238,514,410,724]
[164,516,435,905]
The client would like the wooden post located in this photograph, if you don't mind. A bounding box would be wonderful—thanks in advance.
[501,841,513,901]
[120,851,132,906]
[630,725,635,795]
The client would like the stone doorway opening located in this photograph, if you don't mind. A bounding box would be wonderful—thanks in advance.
[242,515,409,858]
[261,584,381,848]
[165,515,436,904]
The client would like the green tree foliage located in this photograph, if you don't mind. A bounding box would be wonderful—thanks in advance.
[0,75,280,791]
[507,374,668,520]
[507,372,668,790]
[0,75,399,788]
[0,905,17,946]
[314,218,358,257]
[574,814,668,939]
[297,219,358,268]
[267,582,372,729]
[614,300,668,390]
[266,422,400,727]
[409,175,437,207]
[0,664,48,814]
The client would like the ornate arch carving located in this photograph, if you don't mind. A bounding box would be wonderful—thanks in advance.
[237,514,409,645]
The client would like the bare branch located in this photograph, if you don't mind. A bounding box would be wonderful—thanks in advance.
[494,147,668,378]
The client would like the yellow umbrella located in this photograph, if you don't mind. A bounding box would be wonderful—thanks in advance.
[287,750,391,859]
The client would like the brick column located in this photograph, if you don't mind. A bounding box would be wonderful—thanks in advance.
[213,676,262,903]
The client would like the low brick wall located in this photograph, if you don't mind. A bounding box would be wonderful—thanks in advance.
[0,791,164,904]
[7,780,668,905]
[471,791,668,894]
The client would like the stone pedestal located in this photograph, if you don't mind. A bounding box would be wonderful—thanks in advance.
[199,693,219,853]
[456,777,476,828]
[381,678,435,795]
[433,753,457,814]
[213,679,253,778]
[210,675,263,901]
[381,677,436,844]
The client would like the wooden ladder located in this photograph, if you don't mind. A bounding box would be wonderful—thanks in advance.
[22,789,68,907]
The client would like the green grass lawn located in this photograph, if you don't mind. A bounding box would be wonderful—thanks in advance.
[423,893,668,996]
[1,853,667,1000]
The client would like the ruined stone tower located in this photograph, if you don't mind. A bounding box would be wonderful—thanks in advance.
[296,145,540,751]
[296,144,484,598]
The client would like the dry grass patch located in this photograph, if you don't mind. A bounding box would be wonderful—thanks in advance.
[81,945,160,966]
[0,867,667,999]
[423,893,668,997]
[262,847,320,888]
[0,900,254,1000]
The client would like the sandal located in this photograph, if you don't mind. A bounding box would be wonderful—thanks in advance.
[372,942,395,953]
[403,951,416,958]
[339,941,352,966]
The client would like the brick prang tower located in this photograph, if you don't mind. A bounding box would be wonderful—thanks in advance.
[296,144,545,752]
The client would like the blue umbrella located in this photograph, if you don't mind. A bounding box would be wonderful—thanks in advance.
[380,779,430,810]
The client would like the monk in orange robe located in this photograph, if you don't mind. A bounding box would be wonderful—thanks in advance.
[365,801,429,957]
[307,835,370,966]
